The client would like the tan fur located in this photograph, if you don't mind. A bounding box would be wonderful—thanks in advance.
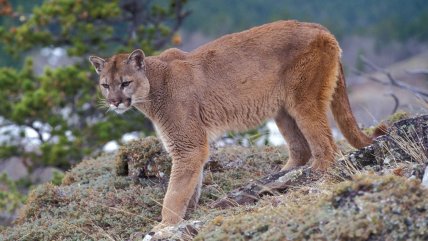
[89,20,374,229]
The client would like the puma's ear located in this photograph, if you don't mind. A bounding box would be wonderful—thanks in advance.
[88,56,106,74]
[127,49,145,70]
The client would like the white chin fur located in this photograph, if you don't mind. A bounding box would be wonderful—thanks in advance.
[110,103,129,114]
[114,108,128,114]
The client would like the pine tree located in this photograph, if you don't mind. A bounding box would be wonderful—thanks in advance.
[0,0,189,169]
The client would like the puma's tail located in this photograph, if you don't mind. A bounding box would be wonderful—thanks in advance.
[331,63,377,149]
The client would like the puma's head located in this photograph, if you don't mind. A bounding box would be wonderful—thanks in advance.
[89,49,150,114]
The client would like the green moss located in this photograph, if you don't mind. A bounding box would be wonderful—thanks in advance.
[0,174,27,218]
[387,111,409,123]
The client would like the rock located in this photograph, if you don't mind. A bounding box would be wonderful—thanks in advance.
[30,167,64,184]
[0,157,28,181]
[348,114,428,168]
[422,165,428,188]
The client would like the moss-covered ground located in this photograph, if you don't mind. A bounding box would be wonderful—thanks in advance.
[1,134,428,241]
[0,138,287,240]
[196,175,428,241]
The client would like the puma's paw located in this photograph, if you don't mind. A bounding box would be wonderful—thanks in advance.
[281,163,299,171]
[310,160,332,172]
[151,222,168,232]
[143,222,174,241]
[143,220,204,241]
[281,158,308,171]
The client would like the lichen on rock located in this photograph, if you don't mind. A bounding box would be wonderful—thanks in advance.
[347,114,428,168]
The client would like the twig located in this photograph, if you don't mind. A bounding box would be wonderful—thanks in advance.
[387,93,400,114]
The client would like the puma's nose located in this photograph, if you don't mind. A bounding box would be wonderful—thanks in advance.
[109,98,122,107]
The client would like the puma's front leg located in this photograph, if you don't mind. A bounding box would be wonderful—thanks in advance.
[156,142,209,229]
[188,167,204,210]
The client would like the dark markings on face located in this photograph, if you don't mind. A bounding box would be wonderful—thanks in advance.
[100,54,135,90]
[109,58,118,83]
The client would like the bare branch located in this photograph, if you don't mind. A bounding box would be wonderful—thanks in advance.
[359,56,428,101]
[153,1,191,49]
[406,69,428,75]
[387,93,400,114]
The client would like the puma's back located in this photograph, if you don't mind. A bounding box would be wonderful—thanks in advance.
[174,21,342,136]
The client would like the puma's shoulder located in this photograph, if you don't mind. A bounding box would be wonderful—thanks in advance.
[159,48,187,62]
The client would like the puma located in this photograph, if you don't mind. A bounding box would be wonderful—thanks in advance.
[89,20,375,230]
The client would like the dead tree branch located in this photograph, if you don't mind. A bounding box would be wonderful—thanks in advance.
[388,93,400,114]
[359,56,428,101]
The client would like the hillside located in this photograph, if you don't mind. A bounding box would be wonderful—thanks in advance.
[183,0,428,42]
[1,114,428,241]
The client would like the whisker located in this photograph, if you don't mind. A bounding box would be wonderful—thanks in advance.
[128,108,139,114]
[96,99,108,104]
[105,108,113,114]
[96,97,111,110]
[132,97,150,101]
[96,103,110,109]
[96,103,109,108]
[132,98,152,104]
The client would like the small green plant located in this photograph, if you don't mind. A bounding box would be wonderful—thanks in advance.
[0,174,27,216]
[51,170,64,186]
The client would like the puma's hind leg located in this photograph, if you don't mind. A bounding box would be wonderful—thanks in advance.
[289,105,337,171]
[283,34,340,170]
[274,108,312,170]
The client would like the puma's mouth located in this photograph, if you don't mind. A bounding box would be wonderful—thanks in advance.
[110,102,131,114]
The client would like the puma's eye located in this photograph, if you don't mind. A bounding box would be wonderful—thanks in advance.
[101,84,109,89]
[120,81,132,88]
